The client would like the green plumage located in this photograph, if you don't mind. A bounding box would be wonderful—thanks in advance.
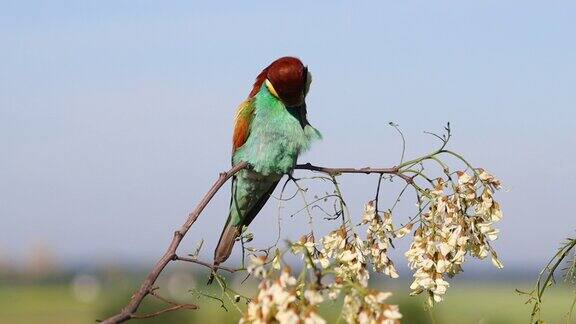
[213,85,320,266]
[230,86,320,226]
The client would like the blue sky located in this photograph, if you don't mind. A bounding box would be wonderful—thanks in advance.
[1,1,575,273]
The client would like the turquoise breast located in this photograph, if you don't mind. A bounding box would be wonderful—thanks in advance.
[232,86,320,176]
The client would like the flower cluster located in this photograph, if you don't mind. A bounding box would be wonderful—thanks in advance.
[239,158,502,322]
[405,169,503,304]
[361,201,405,278]
[321,228,370,288]
[241,268,325,324]
[292,221,401,322]
[343,290,402,324]
[243,216,403,323]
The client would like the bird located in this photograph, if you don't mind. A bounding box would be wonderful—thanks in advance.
[212,56,321,270]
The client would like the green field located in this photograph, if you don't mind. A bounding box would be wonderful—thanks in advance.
[0,282,573,323]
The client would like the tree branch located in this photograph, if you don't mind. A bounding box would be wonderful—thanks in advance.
[99,162,247,324]
[295,163,414,183]
[99,161,415,323]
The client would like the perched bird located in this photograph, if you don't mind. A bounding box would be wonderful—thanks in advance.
[213,56,321,269]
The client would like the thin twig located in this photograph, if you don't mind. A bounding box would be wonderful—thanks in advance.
[131,304,197,319]
[174,255,239,273]
[131,289,198,319]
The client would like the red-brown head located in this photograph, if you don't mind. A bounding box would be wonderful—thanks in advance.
[249,56,311,107]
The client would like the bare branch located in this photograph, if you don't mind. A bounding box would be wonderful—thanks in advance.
[131,304,197,319]
[131,289,198,319]
[99,162,247,323]
[174,255,238,273]
[295,163,414,184]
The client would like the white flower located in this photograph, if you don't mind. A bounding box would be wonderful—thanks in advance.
[457,171,474,185]
[438,242,453,257]
[276,310,299,324]
[395,224,413,238]
[279,270,297,287]
[383,306,403,320]
[322,230,346,257]
[304,289,324,305]
[247,255,268,278]
[490,202,503,221]
[436,258,450,273]
[363,201,377,220]
[375,292,392,303]
[384,264,399,279]
[314,253,330,268]
[478,169,502,189]
[339,249,357,263]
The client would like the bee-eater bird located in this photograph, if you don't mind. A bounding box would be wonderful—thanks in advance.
[213,56,321,268]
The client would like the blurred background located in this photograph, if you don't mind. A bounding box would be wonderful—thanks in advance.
[1,1,575,323]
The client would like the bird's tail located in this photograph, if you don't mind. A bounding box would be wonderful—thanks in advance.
[208,175,280,284]
[208,218,240,284]
[214,219,241,268]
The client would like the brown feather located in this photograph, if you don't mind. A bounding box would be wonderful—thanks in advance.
[232,99,254,151]
[248,67,269,98]
[234,57,308,152]
[213,222,241,266]
[248,57,308,107]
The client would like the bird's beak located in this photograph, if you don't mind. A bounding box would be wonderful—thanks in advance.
[285,95,305,108]
[290,102,308,128]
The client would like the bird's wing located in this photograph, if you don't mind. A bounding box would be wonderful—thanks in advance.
[232,98,255,152]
